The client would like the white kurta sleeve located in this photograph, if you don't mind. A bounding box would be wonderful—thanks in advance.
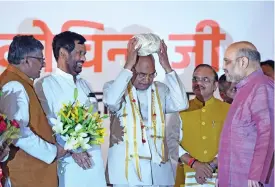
[0,81,57,164]
[103,69,133,112]
[177,113,188,158]
[34,78,66,147]
[164,71,189,113]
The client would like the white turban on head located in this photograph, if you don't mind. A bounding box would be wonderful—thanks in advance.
[133,33,161,56]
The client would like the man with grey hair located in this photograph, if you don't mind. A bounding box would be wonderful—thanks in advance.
[218,41,274,187]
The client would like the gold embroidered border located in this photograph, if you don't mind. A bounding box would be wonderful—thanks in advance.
[154,83,165,161]
[123,107,129,180]
[127,85,142,180]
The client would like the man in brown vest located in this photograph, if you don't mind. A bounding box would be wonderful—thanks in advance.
[0,35,66,187]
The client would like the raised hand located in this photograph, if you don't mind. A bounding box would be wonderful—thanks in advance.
[124,38,141,70]
[157,40,172,73]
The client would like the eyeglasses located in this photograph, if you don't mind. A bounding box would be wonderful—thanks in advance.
[192,76,214,83]
[134,69,157,79]
[26,56,45,64]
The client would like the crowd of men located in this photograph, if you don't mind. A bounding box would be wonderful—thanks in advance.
[0,31,273,187]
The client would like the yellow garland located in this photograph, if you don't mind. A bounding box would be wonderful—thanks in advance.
[127,85,142,181]
[123,107,129,180]
[154,83,165,161]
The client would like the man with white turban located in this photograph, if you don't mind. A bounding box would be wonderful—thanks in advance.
[103,33,189,187]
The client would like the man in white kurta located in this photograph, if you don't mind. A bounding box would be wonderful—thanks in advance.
[35,31,106,187]
[103,37,189,187]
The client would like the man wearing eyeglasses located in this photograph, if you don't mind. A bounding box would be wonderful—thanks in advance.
[0,35,67,187]
[175,64,230,187]
[103,37,189,187]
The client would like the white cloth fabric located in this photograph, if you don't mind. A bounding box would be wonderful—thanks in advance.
[185,172,217,187]
[0,81,57,187]
[34,68,106,187]
[133,33,161,56]
[103,68,189,186]
[165,112,185,177]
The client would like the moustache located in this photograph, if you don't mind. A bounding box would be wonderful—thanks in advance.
[194,84,205,90]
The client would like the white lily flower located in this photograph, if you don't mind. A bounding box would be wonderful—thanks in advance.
[64,137,79,150]
[70,131,77,137]
[75,124,83,132]
[79,132,88,137]
[77,136,91,150]
[52,117,64,134]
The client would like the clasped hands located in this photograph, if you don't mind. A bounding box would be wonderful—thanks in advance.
[193,160,215,184]
[193,160,262,187]
[56,144,92,170]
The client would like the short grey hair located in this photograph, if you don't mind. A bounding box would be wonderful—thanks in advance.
[236,48,261,62]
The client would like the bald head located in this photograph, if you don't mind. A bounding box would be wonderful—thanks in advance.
[223,41,261,83]
[228,41,257,51]
[226,41,261,63]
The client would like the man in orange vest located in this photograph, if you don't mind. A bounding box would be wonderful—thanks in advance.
[0,35,66,187]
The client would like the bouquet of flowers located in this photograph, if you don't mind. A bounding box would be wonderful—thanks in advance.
[52,88,108,151]
[0,89,21,187]
[0,114,21,146]
[0,89,21,147]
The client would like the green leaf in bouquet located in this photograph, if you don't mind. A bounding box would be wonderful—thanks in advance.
[9,134,20,139]
[78,109,84,122]
[66,127,75,135]
[88,140,100,145]
[88,105,94,114]
[74,88,78,101]
[60,114,66,123]
[65,117,72,125]
[102,114,109,119]
[88,123,96,132]
[6,120,11,128]
[83,119,91,128]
